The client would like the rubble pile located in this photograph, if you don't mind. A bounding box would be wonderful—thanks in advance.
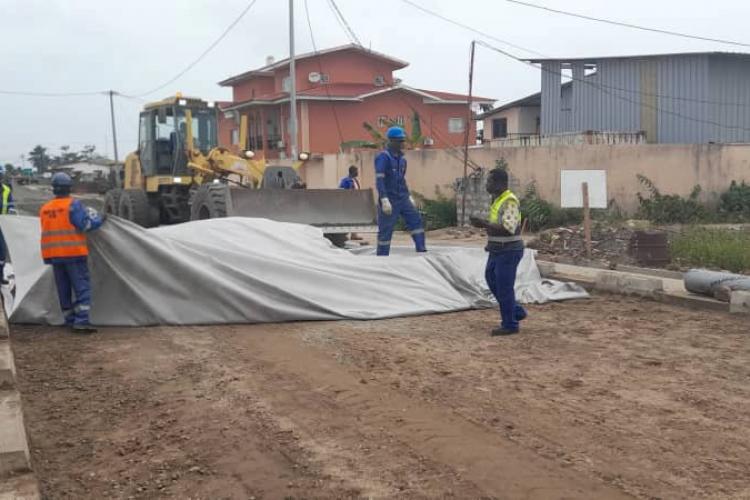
[528,225,637,266]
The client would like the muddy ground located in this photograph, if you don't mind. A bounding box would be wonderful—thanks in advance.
[11,295,750,499]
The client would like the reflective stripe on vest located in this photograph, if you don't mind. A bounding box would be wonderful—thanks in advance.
[39,197,88,260]
[1,185,10,215]
[487,189,523,243]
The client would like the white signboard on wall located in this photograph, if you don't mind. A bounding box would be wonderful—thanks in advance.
[560,170,608,208]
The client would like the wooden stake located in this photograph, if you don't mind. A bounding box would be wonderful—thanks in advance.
[582,182,592,259]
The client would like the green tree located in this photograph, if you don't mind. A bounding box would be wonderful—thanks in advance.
[359,111,426,150]
[28,145,51,173]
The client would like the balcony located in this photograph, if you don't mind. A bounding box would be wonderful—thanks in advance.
[489,130,647,148]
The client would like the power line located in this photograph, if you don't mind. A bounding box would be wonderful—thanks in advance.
[476,40,750,135]
[327,0,361,46]
[399,0,548,58]
[124,0,261,98]
[303,0,346,151]
[505,0,750,49]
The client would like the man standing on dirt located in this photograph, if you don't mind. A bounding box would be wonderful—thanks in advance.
[374,126,426,256]
[39,172,105,334]
[470,168,527,336]
[0,166,16,284]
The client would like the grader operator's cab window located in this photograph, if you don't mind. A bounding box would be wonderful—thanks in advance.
[176,107,218,155]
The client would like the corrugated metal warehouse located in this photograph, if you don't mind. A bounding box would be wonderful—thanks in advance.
[532,52,750,144]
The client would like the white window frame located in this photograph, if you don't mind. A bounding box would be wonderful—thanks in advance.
[230,128,239,145]
[448,117,465,134]
[282,76,292,93]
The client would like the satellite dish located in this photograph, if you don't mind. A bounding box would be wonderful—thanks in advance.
[308,72,321,83]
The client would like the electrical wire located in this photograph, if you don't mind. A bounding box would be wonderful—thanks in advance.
[505,0,750,49]
[304,0,347,151]
[399,0,548,58]
[476,40,750,134]
[327,0,362,46]
[124,0,261,98]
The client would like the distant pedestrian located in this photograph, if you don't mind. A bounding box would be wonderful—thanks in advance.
[339,165,361,190]
[0,166,16,285]
[339,165,362,240]
[374,126,426,256]
[39,173,105,334]
[470,168,527,336]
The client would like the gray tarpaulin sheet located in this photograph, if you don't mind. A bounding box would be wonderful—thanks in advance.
[0,216,588,326]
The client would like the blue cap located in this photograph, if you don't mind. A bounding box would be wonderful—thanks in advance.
[386,126,406,140]
[51,172,73,187]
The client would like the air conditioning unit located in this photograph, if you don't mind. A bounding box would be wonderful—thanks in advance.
[373,75,386,87]
[423,137,434,146]
[320,73,330,83]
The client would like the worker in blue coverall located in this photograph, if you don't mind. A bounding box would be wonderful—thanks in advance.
[39,173,105,334]
[0,166,16,285]
[470,168,527,336]
[374,126,426,256]
[338,165,361,190]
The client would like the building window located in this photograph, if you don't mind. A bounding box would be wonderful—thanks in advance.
[395,115,405,126]
[492,118,508,139]
[282,76,292,93]
[377,115,388,128]
[231,129,239,145]
[320,73,330,83]
[448,117,465,134]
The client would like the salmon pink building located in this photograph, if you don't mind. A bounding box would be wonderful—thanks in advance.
[217,44,494,159]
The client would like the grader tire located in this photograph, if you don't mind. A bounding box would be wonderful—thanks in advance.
[103,189,122,217]
[190,184,229,220]
[118,188,158,227]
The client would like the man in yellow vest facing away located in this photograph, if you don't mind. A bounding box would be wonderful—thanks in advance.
[0,166,16,284]
[470,168,527,336]
[39,173,105,334]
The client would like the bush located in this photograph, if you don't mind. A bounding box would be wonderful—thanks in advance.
[520,182,582,231]
[412,188,457,231]
[671,228,750,273]
[719,180,750,219]
[636,175,706,224]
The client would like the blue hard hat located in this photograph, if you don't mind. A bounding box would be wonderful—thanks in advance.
[386,126,406,140]
[51,172,73,187]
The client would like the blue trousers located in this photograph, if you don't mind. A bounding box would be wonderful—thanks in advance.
[485,249,527,331]
[377,197,426,256]
[52,260,92,326]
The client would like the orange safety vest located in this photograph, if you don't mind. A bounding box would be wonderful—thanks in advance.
[39,198,88,260]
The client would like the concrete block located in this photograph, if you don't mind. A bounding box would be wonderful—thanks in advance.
[0,391,31,477]
[536,261,556,278]
[730,290,750,315]
[595,270,664,298]
[0,474,41,500]
[0,343,14,391]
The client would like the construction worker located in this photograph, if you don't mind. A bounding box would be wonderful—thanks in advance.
[339,165,361,190]
[39,173,105,334]
[470,168,527,336]
[374,126,426,256]
[339,165,362,240]
[0,167,16,284]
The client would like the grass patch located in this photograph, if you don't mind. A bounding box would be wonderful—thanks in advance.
[671,228,750,273]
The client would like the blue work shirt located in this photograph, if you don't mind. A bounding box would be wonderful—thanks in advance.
[374,150,410,201]
[338,176,360,190]
[45,198,104,265]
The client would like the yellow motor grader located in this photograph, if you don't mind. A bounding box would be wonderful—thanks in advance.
[104,95,376,245]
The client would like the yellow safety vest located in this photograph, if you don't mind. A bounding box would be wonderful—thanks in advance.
[1,185,10,215]
[488,189,521,224]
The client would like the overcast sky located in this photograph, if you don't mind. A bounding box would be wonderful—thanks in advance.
[1,0,748,165]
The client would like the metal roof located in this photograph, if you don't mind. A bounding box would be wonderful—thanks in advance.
[526,51,750,65]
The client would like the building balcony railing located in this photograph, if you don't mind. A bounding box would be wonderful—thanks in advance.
[489,130,647,148]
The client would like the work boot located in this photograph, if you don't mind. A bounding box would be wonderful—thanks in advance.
[71,324,97,335]
[515,308,528,322]
[491,327,519,337]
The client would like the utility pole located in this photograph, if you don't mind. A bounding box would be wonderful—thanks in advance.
[289,0,299,161]
[108,90,119,163]
[460,41,476,226]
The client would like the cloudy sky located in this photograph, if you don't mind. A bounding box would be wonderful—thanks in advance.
[1,0,747,165]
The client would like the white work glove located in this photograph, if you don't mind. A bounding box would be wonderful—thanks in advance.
[409,196,416,207]
[381,198,393,215]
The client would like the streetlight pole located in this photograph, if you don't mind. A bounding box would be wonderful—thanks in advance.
[108,90,120,163]
[289,0,299,161]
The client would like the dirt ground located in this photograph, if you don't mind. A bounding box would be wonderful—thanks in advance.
[11,295,750,499]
